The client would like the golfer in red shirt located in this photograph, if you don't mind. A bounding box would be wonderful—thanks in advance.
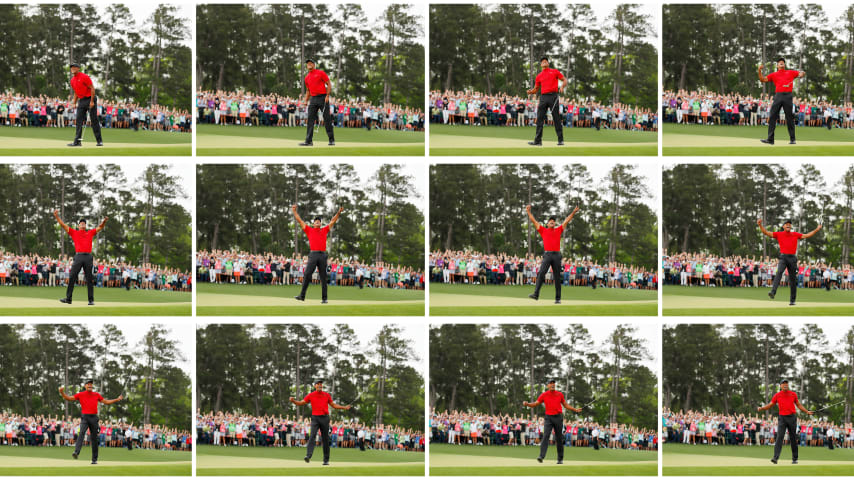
[526,56,566,146]
[68,62,104,147]
[757,380,813,464]
[54,209,108,305]
[758,218,821,305]
[291,204,344,303]
[289,380,351,465]
[59,380,123,464]
[758,58,805,145]
[523,380,582,464]
[299,59,336,146]
[526,204,580,303]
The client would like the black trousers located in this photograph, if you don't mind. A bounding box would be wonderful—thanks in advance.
[305,94,334,143]
[306,415,331,462]
[67,253,95,302]
[532,251,562,300]
[534,93,563,143]
[770,254,798,303]
[539,414,564,461]
[74,96,103,143]
[299,251,328,300]
[773,414,798,461]
[767,92,795,142]
[74,414,99,461]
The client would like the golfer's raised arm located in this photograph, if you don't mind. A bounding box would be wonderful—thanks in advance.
[801,224,822,239]
[95,216,108,233]
[795,398,813,415]
[757,218,774,238]
[330,400,351,410]
[756,401,774,412]
[561,398,581,413]
[523,399,542,408]
[58,386,75,402]
[758,64,769,83]
[289,396,308,406]
[54,210,70,233]
[291,205,307,229]
[101,394,123,405]
[328,207,344,229]
[526,205,541,229]
[561,206,580,229]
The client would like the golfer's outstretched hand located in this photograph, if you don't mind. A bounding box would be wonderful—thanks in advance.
[288,396,296,403]
[526,205,532,213]
[343,405,352,410]
[756,218,763,226]
[117,394,124,401]
[291,205,298,213]
[806,410,814,415]
[758,64,764,72]
[58,386,65,393]
[337,207,344,215]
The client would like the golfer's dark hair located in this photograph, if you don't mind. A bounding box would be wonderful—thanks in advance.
[776,57,785,65]
[313,216,322,223]
[548,216,557,223]
[77,219,87,225]
[540,56,549,63]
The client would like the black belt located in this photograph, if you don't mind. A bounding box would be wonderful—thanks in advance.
[311,94,328,98]
[544,250,560,253]
[310,250,327,254]
[76,252,92,254]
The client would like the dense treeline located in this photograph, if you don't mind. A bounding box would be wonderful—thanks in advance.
[0,324,191,429]
[0,4,191,108]
[430,164,657,269]
[430,4,658,109]
[196,4,424,109]
[664,4,854,102]
[663,324,854,423]
[430,324,657,430]
[196,324,424,430]
[196,164,424,270]
[0,164,191,270]
[663,163,854,264]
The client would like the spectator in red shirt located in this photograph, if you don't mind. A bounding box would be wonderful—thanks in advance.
[526,56,566,146]
[67,62,104,147]
[757,380,813,464]
[758,58,805,145]
[291,204,344,303]
[758,218,821,305]
[59,380,123,464]
[526,204,580,304]
[299,59,336,146]
[523,380,582,464]
[53,209,108,305]
[289,380,351,465]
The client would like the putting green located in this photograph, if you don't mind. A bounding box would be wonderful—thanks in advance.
[431,452,656,468]
[664,134,848,148]
[0,455,188,468]
[198,455,422,469]
[430,134,656,149]
[663,295,851,310]
[430,292,657,308]
[664,453,846,468]
[197,292,423,307]
[197,134,422,149]
[0,137,184,150]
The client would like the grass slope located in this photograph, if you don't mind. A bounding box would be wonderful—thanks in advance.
[429,443,657,476]
[196,282,424,316]
[663,124,854,156]
[663,443,854,476]
[663,285,854,316]
[196,444,424,476]
[429,283,657,316]
[0,445,191,476]
[0,286,191,316]
[0,126,190,156]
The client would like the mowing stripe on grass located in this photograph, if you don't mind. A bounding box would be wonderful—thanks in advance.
[197,292,422,307]
[430,134,656,149]
[430,452,656,468]
[430,292,656,307]
[664,134,850,148]
[198,455,422,469]
[197,134,422,149]
[663,295,852,310]
[0,456,189,468]
[664,465,854,476]
[0,138,186,149]
[664,453,847,468]
[0,298,192,308]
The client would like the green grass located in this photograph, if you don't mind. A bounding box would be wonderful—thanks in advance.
[0,445,191,476]
[429,124,657,156]
[0,285,191,316]
[663,443,854,476]
[429,443,657,476]
[196,282,425,316]
[0,125,191,156]
[663,285,854,316]
[663,124,854,156]
[196,124,424,156]
[429,283,657,316]
[196,444,424,476]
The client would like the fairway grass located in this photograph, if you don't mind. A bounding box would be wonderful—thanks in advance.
[196,124,424,156]
[663,285,854,316]
[429,283,657,316]
[663,443,854,476]
[0,286,191,316]
[196,283,424,316]
[0,126,191,156]
[663,124,854,156]
[429,124,657,156]
[196,444,424,476]
[429,444,656,476]
[0,446,191,476]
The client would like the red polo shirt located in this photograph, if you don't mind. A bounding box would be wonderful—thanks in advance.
[304,69,330,96]
[70,72,94,98]
[535,68,565,94]
[68,228,97,253]
[74,391,104,415]
[771,389,798,416]
[766,69,800,93]
[304,390,333,415]
[773,230,802,255]
[538,225,564,251]
[304,225,330,251]
[537,390,565,415]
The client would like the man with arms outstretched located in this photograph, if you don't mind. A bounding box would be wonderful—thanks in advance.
[758,218,821,305]
[758,58,805,145]
[299,59,335,146]
[523,380,582,464]
[54,210,107,305]
[526,56,566,146]
[289,380,351,465]
[757,379,813,464]
[59,380,123,464]
[291,205,343,303]
[526,204,580,304]
[68,62,104,147]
